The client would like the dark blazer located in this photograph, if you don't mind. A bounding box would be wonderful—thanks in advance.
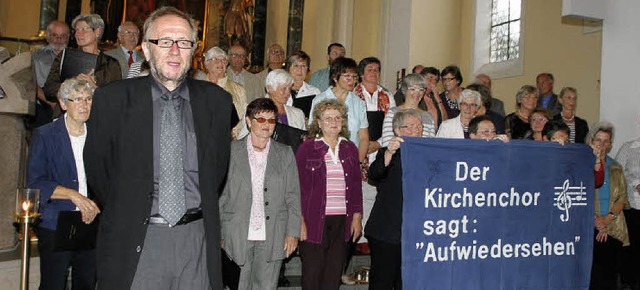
[104,47,144,78]
[537,93,561,116]
[27,116,82,230]
[84,76,233,290]
[552,114,589,143]
[220,138,301,265]
[43,48,122,102]
[364,148,403,244]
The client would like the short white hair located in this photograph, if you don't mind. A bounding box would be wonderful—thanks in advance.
[265,69,293,90]
[204,46,227,61]
[458,89,482,106]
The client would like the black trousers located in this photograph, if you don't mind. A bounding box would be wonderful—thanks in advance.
[36,227,96,290]
[622,208,640,288]
[368,237,402,290]
[590,230,622,290]
[299,215,346,290]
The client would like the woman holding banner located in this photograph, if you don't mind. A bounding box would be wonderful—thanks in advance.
[296,100,363,290]
[365,109,424,290]
[588,121,630,290]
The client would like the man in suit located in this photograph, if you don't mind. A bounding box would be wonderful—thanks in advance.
[84,7,233,290]
[536,72,561,115]
[309,43,345,92]
[474,73,505,117]
[227,44,264,100]
[32,20,69,128]
[104,21,144,78]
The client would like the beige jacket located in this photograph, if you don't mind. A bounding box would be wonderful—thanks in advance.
[594,160,630,246]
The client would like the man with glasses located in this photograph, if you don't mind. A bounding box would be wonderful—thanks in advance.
[85,6,233,290]
[256,43,286,97]
[227,44,263,100]
[105,21,144,78]
[309,43,346,92]
[32,20,69,128]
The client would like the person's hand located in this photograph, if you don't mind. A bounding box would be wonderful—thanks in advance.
[387,137,405,155]
[220,240,225,248]
[69,193,100,224]
[351,213,363,242]
[427,82,439,96]
[635,184,640,194]
[47,100,58,109]
[596,228,608,243]
[283,236,299,258]
[494,134,510,143]
[368,141,381,154]
[300,220,307,241]
[77,69,97,86]
[594,215,607,231]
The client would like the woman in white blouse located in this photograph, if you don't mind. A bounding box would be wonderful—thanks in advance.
[265,69,307,130]
[285,51,321,115]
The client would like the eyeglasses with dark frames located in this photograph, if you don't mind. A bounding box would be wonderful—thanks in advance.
[147,38,195,49]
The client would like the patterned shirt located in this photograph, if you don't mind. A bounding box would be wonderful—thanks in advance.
[246,134,271,241]
[323,138,347,215]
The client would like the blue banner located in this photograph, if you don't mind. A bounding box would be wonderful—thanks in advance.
[401,138,594,290]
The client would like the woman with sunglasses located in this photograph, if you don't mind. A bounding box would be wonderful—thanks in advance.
[296,99,363,290]
[219,98,301,290]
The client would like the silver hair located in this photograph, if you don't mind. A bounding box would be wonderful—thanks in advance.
[400,73,427,95]
[458,89,482,107]
[586,121,615,146]
[204,46,228,61]
[392,108,423,133]
[143,6,198,44]
[118,21,139,33]
[57,77,97,101]
[72,14,105,40]
[265,69,294,91]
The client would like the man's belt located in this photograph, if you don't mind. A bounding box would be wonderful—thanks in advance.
[148,208,202,226]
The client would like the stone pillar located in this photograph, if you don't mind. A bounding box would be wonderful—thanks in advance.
[0,115,26,250]
[0,52,35,250]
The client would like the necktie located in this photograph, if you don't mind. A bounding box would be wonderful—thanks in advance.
[159,92,186,226]
[127,50,134,67]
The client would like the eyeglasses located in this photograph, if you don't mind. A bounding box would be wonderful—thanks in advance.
[120,30,139,36]
[460,102,478,108]
[592,138,611,145]
[291,63,308,69]
[340,73,358,80]
[74,26,94,33]
[66,97,93,104]
[147,38,195,49]
[400,124,424,131]
[321,116,343,123]
[253,117,277,124]
[477,129,496,135]
[229,53,246,58]
[48,33,69,39]
[531,118,548,123]
[269,50,284,55]
[408,87,426,92]
[442,77,457,82]
[208,57,228,63]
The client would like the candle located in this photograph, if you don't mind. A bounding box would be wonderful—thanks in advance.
[21,200,32,218]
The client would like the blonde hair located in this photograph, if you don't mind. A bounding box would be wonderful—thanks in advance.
[308,100,350,139]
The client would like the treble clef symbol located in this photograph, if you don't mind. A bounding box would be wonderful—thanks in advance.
[557,179,572,222]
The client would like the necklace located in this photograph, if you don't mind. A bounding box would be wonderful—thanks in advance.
[252,144,266,150]
[516,110,529,122]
